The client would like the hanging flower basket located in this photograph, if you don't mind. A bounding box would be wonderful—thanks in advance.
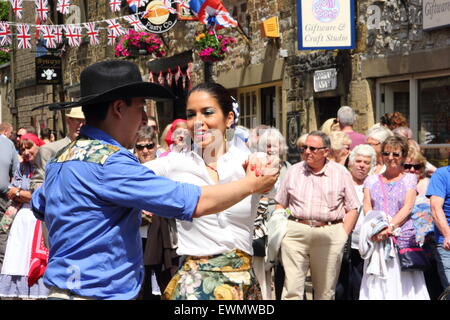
[194,30,235,63]
[115,29,166,58]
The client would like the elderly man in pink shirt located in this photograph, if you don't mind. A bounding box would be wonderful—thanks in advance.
[274,131,360,300]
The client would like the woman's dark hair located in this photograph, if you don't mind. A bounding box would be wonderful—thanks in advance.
[187,82,235,124]
[40,127,51,140]
[82,98,133,124]
[18,139,35,155]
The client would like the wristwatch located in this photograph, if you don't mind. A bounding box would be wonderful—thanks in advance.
[15,189,20,198]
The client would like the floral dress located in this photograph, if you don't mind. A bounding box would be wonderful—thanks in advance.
[163,249,261,300]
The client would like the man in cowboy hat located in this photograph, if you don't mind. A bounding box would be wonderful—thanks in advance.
[30,107,85,193]
[31,60,278,300]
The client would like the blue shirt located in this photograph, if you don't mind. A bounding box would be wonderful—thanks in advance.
[426,166,450,244]
[31,125,201,299]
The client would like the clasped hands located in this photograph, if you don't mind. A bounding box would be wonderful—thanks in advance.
[371,225,394,243]
[243,153,280,194]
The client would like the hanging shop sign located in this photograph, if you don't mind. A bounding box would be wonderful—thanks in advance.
[297,0,355,50]
[35,55,62,85]
[423,0,450,30]
[139,0,178,33]
[313,68,337,92]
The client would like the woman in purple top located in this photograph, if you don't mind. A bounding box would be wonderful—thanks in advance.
[360,135,429,299]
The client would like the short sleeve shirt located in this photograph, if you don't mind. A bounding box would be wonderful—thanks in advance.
[426,166,450,244]
[31,125,201,300]
[274,160,360,221]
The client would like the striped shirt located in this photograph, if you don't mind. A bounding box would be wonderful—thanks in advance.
[274,160,360,221]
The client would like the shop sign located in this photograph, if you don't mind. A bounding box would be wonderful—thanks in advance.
[423,0,450,30]
[35,55,62,85]
[313,68,337,92]
[139,0,178,33]
[297,0,355,50]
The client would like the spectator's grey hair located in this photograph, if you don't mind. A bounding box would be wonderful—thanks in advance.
[337,106,356,126]
[258,127,288,156]
[348,144,377,169]
[307,130,331,149]
[366,126,393,143]
[136,125,158,143]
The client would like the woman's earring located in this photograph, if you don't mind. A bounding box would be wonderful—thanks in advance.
[225,127,234,142]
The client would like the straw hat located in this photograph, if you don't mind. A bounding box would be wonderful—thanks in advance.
[65,107,85,119]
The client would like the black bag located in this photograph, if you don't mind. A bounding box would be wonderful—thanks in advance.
[397,245,431,272]
[252,235,267,257]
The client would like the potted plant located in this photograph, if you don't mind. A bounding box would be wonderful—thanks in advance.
[115,29,166,58]
[194,29,235,63]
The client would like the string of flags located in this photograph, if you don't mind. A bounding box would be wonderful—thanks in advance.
[2,0,239,50]
[148,63,192,90]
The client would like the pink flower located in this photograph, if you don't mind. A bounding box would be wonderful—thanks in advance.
[208,30,214,35]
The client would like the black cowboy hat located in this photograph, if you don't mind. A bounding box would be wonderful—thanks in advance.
[51,60,174,110]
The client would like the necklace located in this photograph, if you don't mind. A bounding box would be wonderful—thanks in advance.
[206,163,218,173]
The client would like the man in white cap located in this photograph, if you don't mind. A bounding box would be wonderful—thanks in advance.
[30,107,85,192]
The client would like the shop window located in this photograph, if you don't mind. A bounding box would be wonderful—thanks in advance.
[237,83,282,130]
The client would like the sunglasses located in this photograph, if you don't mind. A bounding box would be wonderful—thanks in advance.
[381,151,401,158]
[135,143,155,150]
[299,145,327,153]
[403,163,423,170]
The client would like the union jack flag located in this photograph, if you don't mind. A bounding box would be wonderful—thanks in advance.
[106,19,126,37]
[124,15,146,31]
[64,25,82,47]
[35,0,49,22]
[166,68,173,86]
[174,65,182,83]
[0,23,11,47]
[189,0,237,29]
[10,0,23,19]
[127,0,149,12]
[40,25,57,48]
[84,22,100,45]
[148,72,154,83]
[57,0,71,14]
[107,29,117,46]
[109,0,121,12]
[16,24,31,49]
[158,71,164,86]
[53,25,64,43]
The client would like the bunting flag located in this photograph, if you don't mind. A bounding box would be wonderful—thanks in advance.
[124,15,146,31]
[127,0,149,12]
[40,25,57,48]
[158,71,164,86]
[11,0,23,19]
[57,0,71,15]
[148,71,154,83]
[163,0,177,14]
[186,62,192,90]
[106,19,126,37]
[182,74,186,89]
[35,0,49,22]
[189,0,238,29]
[107,29,117,46]
[0,23,11,46]
[53,25,64,43]
[175,65,182,83]
[166,68,173,86]
[16,24,31,49]
[109,0,122,12]
[64,25,82,47]
[84,22,100,45]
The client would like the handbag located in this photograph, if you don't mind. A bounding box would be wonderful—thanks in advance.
[396,242,430,271]
[379,175,430,272]
[0,201,22,234]
[252,235,267,257]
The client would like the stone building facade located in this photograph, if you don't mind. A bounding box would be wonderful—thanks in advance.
[7,0,450,167]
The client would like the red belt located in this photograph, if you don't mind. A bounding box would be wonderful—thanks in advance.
[288,216,343,227]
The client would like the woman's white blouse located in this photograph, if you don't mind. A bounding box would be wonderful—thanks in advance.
[144,144,259,256]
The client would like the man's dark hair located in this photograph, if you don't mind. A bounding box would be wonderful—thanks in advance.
[82,98,133,124]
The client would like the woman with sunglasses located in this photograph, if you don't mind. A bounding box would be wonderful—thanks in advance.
[404,147,443,299]
[144,83,278,300]
[360,135,429,299]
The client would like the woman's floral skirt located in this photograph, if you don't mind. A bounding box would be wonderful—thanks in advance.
[163,249,262,300]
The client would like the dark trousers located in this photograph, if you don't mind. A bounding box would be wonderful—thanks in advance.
[335,248,364,300]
